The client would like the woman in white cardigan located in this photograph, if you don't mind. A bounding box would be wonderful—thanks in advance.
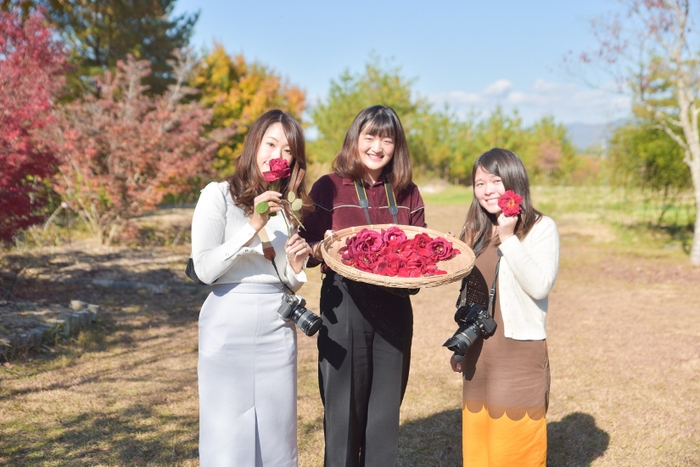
[191,110,312,467]
[449,148,560,466]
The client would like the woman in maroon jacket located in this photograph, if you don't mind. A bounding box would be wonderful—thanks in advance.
[303,105,425,467]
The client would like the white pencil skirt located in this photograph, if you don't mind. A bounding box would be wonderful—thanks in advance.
[198,283,298,467]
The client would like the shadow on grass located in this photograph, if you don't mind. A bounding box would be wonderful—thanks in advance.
[1,400,199,466]
[397,409,609,466]
[398,409,461,467]
[548,412,610,467]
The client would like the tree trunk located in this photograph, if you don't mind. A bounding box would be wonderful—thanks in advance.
[690,157,700,265]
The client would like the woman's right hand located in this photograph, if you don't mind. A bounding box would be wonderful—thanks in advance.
[250,190,283,232]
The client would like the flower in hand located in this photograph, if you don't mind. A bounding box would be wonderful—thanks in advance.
[263,158,291,181]
[497,190,523,217]
[256,159,303,235]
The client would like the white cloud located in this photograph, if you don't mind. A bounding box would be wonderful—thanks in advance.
[483,79,513,97]
[429,78,631,125]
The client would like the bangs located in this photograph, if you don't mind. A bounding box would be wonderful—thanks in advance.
[361,113,397,139]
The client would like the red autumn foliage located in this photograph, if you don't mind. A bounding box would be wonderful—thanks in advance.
[0,9,67,242]
[339,227,460,278]
[50,53,218,244]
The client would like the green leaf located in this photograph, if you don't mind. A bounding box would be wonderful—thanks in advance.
[291,198,303,211]
[287,191,296,202]
[256,202,270,214]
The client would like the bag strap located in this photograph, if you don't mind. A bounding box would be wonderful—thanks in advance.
[486,258,501,317]
[354,179,399,224]
[257,228,295,295]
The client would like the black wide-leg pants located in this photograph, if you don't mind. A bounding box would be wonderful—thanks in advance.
[318,272,413,467]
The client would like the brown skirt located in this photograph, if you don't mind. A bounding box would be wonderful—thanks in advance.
[460,242,549,466]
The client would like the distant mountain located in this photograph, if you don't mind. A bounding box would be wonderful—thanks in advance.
[566,120,627,152]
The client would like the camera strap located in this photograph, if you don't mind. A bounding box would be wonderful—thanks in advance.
[486,258,501,317]
[354,179,399,224]
[257,229,296,295]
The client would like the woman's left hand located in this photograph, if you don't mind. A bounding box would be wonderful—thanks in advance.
[496,213,518,242]
[286,233,311,274]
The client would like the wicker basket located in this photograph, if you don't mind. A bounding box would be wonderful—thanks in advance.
[320,224,475,289]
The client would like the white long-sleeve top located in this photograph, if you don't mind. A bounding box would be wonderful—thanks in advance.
[497,215,560,340]
[191,181,306,292]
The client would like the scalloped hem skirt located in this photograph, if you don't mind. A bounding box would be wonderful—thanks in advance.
[198,283,298,467]
[460,335,549,466]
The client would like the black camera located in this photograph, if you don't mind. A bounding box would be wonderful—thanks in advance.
[443,303,497,362]
[277,293,322,337]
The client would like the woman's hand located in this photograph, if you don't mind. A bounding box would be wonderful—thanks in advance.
[286,233,311,274]
[450,355,462,373]
[250,190,283,232]
[496,213,517,242]
[309,230,334,262]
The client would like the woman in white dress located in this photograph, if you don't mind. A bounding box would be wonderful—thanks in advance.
[191,109,313,467]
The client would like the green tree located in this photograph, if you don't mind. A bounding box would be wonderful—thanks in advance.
[2,0,198,96]
[610,122,691,222]
[410,108,475,183]
[521,116,577,184]
[191,43,306,177]
[471,107,527,157]
[581,0,700,264]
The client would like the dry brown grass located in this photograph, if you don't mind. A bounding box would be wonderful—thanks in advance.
[1,202,699,466]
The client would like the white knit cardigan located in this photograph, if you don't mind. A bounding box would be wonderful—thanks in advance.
[497,215,559,340]
[190,181,306,292]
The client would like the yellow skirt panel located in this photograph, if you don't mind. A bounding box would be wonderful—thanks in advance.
[462,405,547,467]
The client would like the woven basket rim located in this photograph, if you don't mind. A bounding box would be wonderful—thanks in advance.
[320,224,475,289]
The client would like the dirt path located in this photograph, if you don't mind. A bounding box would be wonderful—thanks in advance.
[1,205,699,466]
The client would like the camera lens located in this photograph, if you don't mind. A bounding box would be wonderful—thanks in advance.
[292,307,322,336]
[443,323,481,359]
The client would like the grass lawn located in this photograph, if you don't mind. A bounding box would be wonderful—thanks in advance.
[1,185,699,466]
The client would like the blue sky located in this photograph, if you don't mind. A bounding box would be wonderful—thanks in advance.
[173,0,630,127]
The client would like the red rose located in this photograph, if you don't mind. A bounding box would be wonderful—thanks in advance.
[497,190,523,217]
[398,267,422,278]
[382,226,407,244]
[427,237,457,262]
[354,250,379,272]
[374,253,402,276]
[339,227,461,279]
[263,158,291,182]
[422,263,447,276]
[412,233,433,258]
[338,245,354,265]
[348,228,384,259]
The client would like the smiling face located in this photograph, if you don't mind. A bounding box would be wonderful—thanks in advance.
[473,165,506,215]
[256,122,293,182]
[357,129,395,183]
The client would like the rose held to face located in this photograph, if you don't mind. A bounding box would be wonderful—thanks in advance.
[497,190,523,217]
[264,158,291,182]
[256,157,304,236]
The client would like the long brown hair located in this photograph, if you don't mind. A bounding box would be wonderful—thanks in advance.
[332,105,413,193]
[227,109,312,229]
[459,148,542,257]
